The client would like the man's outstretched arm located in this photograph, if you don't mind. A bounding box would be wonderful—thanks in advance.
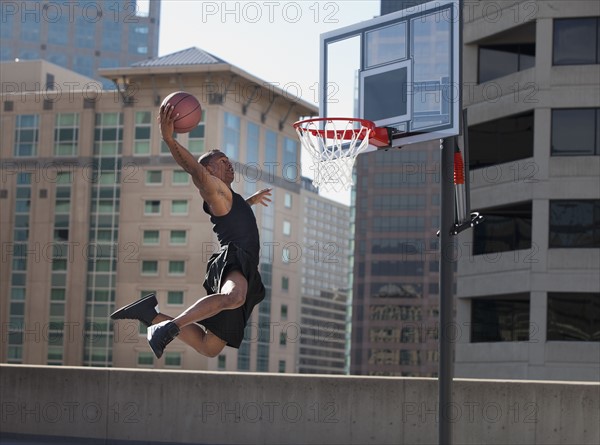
[158,104,212,192]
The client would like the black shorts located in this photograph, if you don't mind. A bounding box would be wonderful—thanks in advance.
[200,243,265,348]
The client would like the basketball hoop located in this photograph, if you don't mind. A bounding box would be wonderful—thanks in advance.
[294,117,389,192]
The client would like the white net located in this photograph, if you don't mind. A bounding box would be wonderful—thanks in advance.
[294,118,373,192]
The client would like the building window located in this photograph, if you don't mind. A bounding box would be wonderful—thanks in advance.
[246,121,260,164]
[15,115,39,157]
[237,343,250,371]
[165,352,182,368]
[188,110,206,155]
[281,277,289,291]
[145,170,162,185]
[283,220,291,236]
[278,360,286,373]
[551,108,600,156]
[284,193,292,208]
[94,112,123,155]
[428,283,439,295]
[172,170,189,185]
[84,112,122,367]
[549,200,600,248]
[257,342,269,372]
[281,304,288,320]
[473,201,532,255]
[141,260,158,276]
[283,137,299,182]
[53,172,72,243]
[138,352,154,367]
[478,43,535,83]
[373,173,429,189]
[279,332,287,346]
[167,291,184,305]
[547,292,600,341]
[282,247,291,263]
[469,111,534,169]
[143,230,160,245]
[54,113,79,156]
[223,112,241,161]
[20,22,40,41]
[171,200,189,215]
[144,200,161,215]
[168,260,185,275]
[75,16,94,48]
[8,173,32,363]
[170,230,187,245]
[218,354,226,369]
[371,216,425,232]
[265,130,278,163]
[94,200,119,214]
[373,194,426,210]
[134,111,152,155]
[553,17,600,65]
[48,16,68,45]
[471,294,530,342]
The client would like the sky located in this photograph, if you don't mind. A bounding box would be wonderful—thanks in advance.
[157,1,381,204]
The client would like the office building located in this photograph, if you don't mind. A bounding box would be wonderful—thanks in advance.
[456,0,599,381]
[0,0,160,88]
[350,0,599,381]
[350,144,441,376]
[298,178,351,374]
[349,0,442,376]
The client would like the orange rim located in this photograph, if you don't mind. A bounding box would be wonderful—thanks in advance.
[293,117,376,141]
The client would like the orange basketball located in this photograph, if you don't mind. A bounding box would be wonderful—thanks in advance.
[161,91,202,133]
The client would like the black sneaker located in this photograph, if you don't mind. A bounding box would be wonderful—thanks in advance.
[147,320,180,359]
[110,294,158,327]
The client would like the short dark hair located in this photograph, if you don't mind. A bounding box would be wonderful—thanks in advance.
[198,149,224,167]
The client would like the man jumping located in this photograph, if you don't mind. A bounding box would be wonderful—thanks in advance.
[111,102,272,359]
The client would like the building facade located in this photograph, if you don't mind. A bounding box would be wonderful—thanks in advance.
[456,0,599,381]
[0,48,317,372]
[352,0,599,379]
[0,0,160,88]
[349,0,442,377]
[298,178,351,374]
[350,144,441,376]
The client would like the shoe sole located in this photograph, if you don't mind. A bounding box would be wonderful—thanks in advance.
[110,294,157,320]
[148,341,164,359]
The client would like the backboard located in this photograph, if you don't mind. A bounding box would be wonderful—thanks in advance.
[320,0,461,149]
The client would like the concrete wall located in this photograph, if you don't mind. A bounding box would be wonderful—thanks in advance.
[1,365,598,445]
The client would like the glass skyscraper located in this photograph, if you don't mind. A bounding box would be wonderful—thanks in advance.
[0,0,160,88]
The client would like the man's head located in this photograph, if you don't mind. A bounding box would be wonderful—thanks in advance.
[198,149,235,185]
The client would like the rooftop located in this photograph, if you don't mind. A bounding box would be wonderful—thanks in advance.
[131,47,227,67]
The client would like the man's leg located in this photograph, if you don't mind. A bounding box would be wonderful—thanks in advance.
[173,270,247,328]
[148,270,248,358]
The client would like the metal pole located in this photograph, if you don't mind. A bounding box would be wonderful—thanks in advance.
[439,136,456,444]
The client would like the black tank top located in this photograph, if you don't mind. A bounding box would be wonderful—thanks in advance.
[203,190,260,261]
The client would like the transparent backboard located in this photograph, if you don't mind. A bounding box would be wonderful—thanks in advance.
[320,0,460,149]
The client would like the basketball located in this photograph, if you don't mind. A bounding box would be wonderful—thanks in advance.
[161,91,202,133]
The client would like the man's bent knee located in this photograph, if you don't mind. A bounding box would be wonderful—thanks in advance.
[220,271,247,309]
[222,289,246,309]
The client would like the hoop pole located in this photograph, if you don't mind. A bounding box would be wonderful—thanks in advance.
[439,136,456,445]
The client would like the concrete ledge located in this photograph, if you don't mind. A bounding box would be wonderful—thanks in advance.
[1,365,598,445]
